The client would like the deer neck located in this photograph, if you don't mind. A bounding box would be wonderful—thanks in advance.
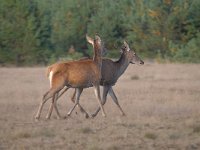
[116,53,129,78]
[93,46,102,70]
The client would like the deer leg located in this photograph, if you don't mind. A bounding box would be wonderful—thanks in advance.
[35,89,57,120]
[108,87,125,116]
[77,104,90,118]
[57,87,70,99]
[45,93,61,119]
[45,87,70,119]
[45,93,56,120]
[35,73,66,120]
[71,88,76,103]
[52,93,63,119]
[71,88,89,118]
[68,88,89,118]
[91,86,110,118]
[67,88,83,117]
[94,85,106,117]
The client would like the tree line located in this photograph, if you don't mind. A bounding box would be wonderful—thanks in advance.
[0,0,200,66]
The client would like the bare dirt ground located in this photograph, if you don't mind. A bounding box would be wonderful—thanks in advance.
[0,63,200,150]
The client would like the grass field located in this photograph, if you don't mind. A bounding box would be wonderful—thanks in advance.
[0,63,200,150]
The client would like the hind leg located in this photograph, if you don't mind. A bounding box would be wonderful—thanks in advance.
[57,87,70,99]
[35,75,65,120]
[45,93,59,119]
[45,94,56,120]
[45,87,70,119]
[71,88,76,103]
[35,89,57,120]
[53,93,63,119]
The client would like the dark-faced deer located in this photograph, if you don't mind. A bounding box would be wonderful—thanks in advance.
[47,41,144,118]
[73,41,144,117]
[34,35,105,120]
[89,41,144,117]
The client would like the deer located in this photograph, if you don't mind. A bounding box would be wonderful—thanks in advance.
[34,35,106,120]
[45,40,144,119]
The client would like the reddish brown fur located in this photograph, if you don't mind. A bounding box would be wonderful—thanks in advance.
[48,60,101,88]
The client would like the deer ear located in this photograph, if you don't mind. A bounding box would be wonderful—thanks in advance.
[86,34,94,47]
[95,35,101,41]
[95,35,102,46]
[123,40,130,51]
[123,41,128,46]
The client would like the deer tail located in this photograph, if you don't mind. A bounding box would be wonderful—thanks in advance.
[46,66,52,78]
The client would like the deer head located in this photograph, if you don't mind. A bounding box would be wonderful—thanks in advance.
[121,41,144,65]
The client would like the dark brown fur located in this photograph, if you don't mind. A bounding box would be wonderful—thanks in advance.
[47,60,101,88]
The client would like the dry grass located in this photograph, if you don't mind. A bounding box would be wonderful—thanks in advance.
[144,132,157,140]
[0,63,200,149]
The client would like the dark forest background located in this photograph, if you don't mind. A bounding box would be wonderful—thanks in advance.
[0,0,200,66]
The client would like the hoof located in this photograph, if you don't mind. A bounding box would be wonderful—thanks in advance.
[34,117,40,122]
[102,114,106,117]
[121,113,126,116]
[63,116,68,119]
[66,113,71,118]
[45,118,50,121]
[85,114,89,119]
[45,116,50,120]
[56,115,65,120]
[91,114,96,118]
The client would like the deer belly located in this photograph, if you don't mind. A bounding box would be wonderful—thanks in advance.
[67,76,94,88]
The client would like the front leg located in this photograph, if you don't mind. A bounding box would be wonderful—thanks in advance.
[94,85,106,117]
[77,104,90,118]
[108,87,125,116]
[71,89,90,118]
[91,86,110,117]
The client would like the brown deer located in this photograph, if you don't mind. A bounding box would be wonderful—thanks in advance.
[34,35,105,120]
[46,41,144,118]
